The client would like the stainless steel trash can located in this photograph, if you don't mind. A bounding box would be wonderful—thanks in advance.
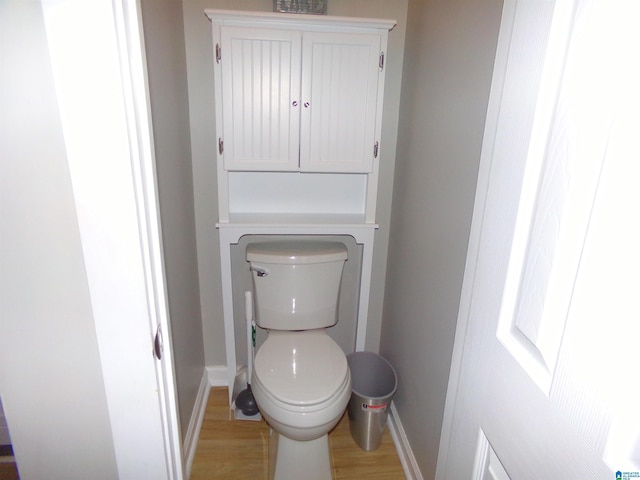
[346,352,398,451]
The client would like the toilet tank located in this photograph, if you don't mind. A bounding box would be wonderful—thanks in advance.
[246,241,348,330]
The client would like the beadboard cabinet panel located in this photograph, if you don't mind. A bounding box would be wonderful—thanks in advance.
[217,22,386,175]
[300,32,381,173]
[221,27,301,171]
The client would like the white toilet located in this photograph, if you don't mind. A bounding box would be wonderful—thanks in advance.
[246,241,352,480]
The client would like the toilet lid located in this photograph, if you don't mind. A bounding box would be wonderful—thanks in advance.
[254,331,349,406]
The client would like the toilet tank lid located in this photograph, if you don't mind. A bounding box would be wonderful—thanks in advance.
[246,241,347,265]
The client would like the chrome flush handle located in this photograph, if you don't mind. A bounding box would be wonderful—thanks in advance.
[250,265,269,277]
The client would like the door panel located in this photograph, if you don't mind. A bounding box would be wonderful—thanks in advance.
[438,0,640,478]
[221,26,301,171]
[472,430,511,480]
[300,32,380,173]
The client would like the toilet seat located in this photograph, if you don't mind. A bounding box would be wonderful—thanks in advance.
[253,330,349,408]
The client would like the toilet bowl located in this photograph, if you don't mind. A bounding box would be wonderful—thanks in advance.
[246,241,350,480]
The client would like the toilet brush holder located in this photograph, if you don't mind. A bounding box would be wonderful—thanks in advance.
[232,291,261,421]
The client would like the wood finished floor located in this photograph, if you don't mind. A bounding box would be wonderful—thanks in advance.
[0,444,19,480]
[190,387,405,479]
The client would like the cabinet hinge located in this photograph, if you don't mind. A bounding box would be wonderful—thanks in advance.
[216,43,221,63]
[218,137,224,155]
[379,52,385,71]
[373,141,379,158]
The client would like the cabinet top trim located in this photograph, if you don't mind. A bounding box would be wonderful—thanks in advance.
[205,9,396,32]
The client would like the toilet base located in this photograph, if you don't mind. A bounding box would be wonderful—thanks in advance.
[269,429,332,480]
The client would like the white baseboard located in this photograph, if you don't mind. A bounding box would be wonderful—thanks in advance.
[183,370,211,478]
[183,366,229,477]
[388,402,424,480]
[206,365,229,387]
[183,366,228,477]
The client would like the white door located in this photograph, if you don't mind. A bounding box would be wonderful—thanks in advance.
[220,26,301,171]
[437,1,640,479]
[41,1,184,478]
[300,32,381,173]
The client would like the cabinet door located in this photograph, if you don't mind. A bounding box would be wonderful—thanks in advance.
[220,27,301,171]
[299,32,382,173]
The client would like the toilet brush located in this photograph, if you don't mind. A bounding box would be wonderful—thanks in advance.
[235,291,258,416]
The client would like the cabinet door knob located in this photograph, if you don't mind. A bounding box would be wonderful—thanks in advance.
[292,101,298,106]
[304,102,310,108]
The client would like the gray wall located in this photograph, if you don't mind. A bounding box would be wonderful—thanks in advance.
[0,2,119,478]
[182,0,408,366]
[140,0,206,443]
[380,0,503,478]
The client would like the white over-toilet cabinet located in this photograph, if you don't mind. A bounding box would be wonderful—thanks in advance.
[206,10,395,401]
